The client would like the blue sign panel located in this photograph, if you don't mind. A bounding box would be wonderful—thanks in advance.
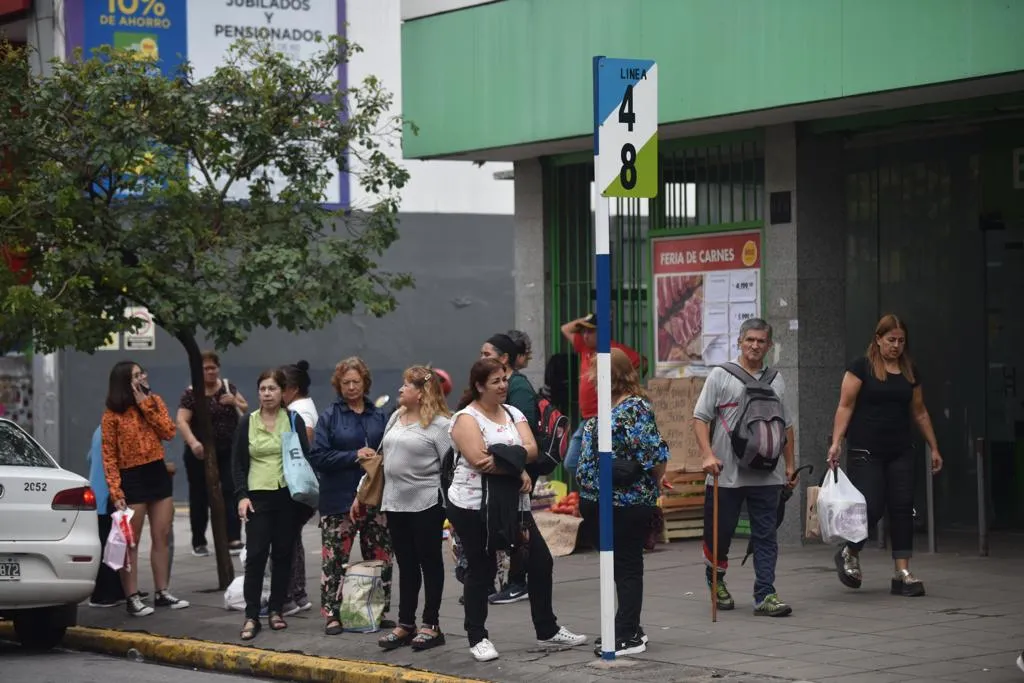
[81,0,188,78]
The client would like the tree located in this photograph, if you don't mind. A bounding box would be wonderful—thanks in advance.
[0,38,412,588]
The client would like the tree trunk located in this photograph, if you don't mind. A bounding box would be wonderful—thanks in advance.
[177,330,234,590]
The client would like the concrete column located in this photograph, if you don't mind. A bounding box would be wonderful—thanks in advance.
[762,124,802,545]
[513,158,546,388]
[795,131,847,528]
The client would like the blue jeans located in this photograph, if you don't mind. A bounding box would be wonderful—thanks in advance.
[563,422,586,475]
[702,484,782,604]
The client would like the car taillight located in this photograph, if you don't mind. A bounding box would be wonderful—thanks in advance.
[52,486,97,511]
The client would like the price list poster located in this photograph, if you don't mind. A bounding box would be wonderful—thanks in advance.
[651,231,762,377]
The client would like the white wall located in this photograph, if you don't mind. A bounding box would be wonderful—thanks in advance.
[346,0,513,214]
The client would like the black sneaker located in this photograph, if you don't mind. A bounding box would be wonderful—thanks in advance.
[126,593,153,617]
[594,632,646,657]
[191,545,210,557]
[488,583,528,605]
[88,597,124,608]
[154,590,190,609]
[596,627,649,647]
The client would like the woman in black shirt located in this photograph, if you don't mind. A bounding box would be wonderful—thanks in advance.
[827,314,943,597]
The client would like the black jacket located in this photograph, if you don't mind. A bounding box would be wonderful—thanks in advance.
[232,409,310,503]
[482,443,527,554]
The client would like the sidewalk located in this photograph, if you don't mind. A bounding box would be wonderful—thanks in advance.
[76,511,1024,682]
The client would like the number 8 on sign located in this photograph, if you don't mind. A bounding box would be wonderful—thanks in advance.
[594,57,658,199]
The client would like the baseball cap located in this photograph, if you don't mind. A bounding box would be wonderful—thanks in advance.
[576,313,598,331]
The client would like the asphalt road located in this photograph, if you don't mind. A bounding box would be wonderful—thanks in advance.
[0,641,259,683]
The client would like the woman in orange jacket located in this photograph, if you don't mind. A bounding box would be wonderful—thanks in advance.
[101,360,189,617]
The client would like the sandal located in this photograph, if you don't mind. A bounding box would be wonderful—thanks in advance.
[324,619,343,635]
[240,618,261,641]
[411,625,446,651]
[268,611,287,631]
[378,624,416,651]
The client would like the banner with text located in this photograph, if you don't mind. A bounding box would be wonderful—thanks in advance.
[75,0,346,205]
[651,231,761,377]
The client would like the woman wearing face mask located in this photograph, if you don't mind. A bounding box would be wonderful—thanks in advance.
[231,369,314,640]
[447,357,587,662]
[374,366,452,652]
[279,360,317,616]
[101,361,188,617]
[828,314,943,597]
[309,357,393,635]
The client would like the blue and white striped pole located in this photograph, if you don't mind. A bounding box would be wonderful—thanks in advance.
[592,56,616,661]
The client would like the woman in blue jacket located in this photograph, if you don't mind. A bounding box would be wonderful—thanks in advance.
[309,357,393,635]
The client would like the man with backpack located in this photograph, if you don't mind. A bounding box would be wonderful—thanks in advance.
[693,318,797,617]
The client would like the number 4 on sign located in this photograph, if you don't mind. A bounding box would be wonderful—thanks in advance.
[619,85,635,132]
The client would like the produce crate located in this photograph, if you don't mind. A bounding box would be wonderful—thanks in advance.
[658,472,707,543]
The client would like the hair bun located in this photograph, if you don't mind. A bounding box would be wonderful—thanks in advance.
[296,360,310,372]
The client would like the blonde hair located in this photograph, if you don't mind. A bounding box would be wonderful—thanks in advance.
[401,365,452,427]
[331,356,372,397]
[588,348,647,401]
[867,314,916,383]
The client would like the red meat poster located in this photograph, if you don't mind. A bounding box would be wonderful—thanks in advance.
[651,231,761,377]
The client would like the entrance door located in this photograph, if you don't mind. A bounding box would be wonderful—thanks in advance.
[984,217,1024,530]
[845,134,987,534]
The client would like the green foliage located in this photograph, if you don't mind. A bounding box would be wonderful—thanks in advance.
[0,38,412,353]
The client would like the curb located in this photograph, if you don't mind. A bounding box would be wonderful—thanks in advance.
[0,623,485,683]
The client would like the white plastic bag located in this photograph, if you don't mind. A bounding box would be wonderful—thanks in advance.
[223,547,270,611]
[103,509,134,572]
[817,467,868,544]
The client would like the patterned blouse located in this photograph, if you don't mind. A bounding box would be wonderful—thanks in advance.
[101,395,176,503]
[577,395,669,508]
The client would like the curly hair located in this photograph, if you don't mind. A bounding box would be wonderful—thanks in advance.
[588,347,647,401]
[331,356,372,397]
[401,365,452,427]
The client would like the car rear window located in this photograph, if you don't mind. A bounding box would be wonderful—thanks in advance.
[0,421,56,468]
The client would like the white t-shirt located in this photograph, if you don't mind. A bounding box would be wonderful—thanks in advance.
[447,403,530,512]
[289,397,318,430]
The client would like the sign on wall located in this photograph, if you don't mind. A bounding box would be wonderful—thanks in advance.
[651,230,761,377]
[124,305,155,350]
[594,57,658,199]
[73,0,346,205]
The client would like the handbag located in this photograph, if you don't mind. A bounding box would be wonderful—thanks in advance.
[282,411,319,508]
[356,410,399,507]
[222,378,244,417]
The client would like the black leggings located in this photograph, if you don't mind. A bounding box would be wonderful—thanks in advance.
[185,447,241,547]
[845,447,915,559]
[243,488,296,620]
[386,505,446,627]
[447,506,558,646]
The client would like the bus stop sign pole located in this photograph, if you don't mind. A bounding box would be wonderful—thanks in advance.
[592,55,658,660]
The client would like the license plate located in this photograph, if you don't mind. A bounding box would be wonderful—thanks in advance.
[0,559,21,581]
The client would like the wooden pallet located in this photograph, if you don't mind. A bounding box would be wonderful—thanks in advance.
[659,472,707,543]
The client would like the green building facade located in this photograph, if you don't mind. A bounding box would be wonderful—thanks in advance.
[400,0,1024,546]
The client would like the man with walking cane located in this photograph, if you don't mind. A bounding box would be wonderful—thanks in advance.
[693,318,798,618]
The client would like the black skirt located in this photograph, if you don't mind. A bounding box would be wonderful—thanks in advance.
[120,459,173,505]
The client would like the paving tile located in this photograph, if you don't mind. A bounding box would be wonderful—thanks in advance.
[884,659,992,677]
[816,672,908,683]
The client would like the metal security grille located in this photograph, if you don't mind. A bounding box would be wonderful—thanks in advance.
[543,133,764,426]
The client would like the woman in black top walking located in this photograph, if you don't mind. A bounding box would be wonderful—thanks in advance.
[827,314,943,596]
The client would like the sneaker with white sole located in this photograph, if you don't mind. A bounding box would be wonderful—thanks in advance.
[489,583,528,605]
[1016,650,1023,673]
[539,626,587,647]
[126,593,153,617]
[596,627,648,647]
[470,638,499,662]
[154,590,190,610]
[281,601,303,617]
[88,597,124,608]
[191,545,210,557]
[594,632,646,657]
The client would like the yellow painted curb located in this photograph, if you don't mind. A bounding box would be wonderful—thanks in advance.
[0,623,486,683]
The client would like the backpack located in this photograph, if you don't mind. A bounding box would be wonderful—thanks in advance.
[530,390,570,476]
[718,362,788,471]
[440,445,456,508]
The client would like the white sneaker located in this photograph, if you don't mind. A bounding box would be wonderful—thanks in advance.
[126,593,154,617]
[1016,650,1024,673]
[470,638,499,662]
[539,626,588,647]
[154,590,190,610]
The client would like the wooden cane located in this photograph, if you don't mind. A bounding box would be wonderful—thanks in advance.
[711,471,720,623]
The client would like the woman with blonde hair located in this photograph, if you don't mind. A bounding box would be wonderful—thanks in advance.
[309,357,393,635]
[828,314,943,597]
[576,348,668,657]
[372,366,452,652]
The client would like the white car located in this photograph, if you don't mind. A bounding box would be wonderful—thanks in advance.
[0,418,100,649]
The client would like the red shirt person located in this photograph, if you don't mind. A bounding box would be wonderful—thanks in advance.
[560,313,642,473]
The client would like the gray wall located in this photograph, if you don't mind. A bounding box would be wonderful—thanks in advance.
[59,212,515,499]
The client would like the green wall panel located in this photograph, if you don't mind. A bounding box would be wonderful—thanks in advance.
[401,0,1024,158]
